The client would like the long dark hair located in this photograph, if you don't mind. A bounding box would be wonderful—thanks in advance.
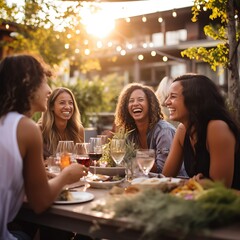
[0,54,52,117]
[174,74,240,149]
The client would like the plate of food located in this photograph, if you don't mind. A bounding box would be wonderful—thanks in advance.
[86,174,125,189]
[131,177,185,192]
[54,190,94,204]
[132,177,183,185]
[89,166,125,176]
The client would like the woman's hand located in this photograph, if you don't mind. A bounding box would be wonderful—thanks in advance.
[192,173,204,182]
[61,163,88,185]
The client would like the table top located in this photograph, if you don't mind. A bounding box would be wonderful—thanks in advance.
[17,182,240,240]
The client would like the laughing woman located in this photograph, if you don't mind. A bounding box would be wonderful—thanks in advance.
[162,74,240,189]
[38,87,84,159]
[114,83,187,176]
[0,54,87,240]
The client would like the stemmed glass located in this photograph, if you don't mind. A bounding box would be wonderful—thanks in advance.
[136,149,155,177]
[97,135,108,145]
[88,137,103,179]
[110,138,126,166]
[56,141,74,170]
[74,142,91,181]
[74,143,91,167]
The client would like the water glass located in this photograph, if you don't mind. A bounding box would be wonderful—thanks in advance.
[136,149,155,176]
[47,156,60,174]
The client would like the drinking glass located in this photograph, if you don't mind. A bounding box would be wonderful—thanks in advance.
[88,137,103,179]
[97,135,108,145]
[56,141,74,170]
[110,138,126,166]
[136,149,155,176]
[47,155,60,174]
[74,143,91,167]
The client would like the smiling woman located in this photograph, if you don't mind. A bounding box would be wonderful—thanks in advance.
[38,87,84,159]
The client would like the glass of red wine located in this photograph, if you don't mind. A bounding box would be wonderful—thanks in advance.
[89,137,103,180]
[74,142,90,181]
[74,143,91,167]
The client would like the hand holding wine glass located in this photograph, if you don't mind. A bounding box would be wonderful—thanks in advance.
[136,149,155,177]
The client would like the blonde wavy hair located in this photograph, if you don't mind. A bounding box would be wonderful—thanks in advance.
[38,87,84,156]
[114,83,163,132]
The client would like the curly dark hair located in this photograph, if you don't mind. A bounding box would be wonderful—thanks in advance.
[0,54,53,117]
[174,74,240,148]
[114,83,163,131]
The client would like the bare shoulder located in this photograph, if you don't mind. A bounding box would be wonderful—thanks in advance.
[177,123,186,132]
[207,120,230,133]
[18,117,42,144]
[175,123,186,146]
[207,120,235,146]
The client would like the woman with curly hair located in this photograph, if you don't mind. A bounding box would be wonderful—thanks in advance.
[0,54,87,240]
[163,74,240,189]
[115,83,187,175]
[38,87,84,159]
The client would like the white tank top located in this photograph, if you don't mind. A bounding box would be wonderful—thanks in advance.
[0,112,25,240]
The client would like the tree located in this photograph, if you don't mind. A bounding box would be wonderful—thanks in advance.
[181,0,240,121]
[0,0,97,67]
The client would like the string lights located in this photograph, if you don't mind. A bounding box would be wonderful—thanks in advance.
[62,8,181,63]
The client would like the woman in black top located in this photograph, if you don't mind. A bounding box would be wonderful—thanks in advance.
[163,73,240,190]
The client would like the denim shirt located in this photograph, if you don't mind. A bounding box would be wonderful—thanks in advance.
[128,119,187,177]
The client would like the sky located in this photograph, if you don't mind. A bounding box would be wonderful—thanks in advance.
[6,0,194,38]
[8,0,194,19]
[83,0,194,19]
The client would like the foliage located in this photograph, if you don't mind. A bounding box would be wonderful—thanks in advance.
[181,0,240,121]
[50,73,124,127]
[0,0,95,68]
[181,0,239,71]
[104,183,240,240]
[99,128,136,167]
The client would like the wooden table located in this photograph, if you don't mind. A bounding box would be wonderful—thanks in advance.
[17,184,240,240]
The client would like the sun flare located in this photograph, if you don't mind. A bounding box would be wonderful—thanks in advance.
[82,12,115,39]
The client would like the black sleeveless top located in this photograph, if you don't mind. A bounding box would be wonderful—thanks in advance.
[183,133,240,190]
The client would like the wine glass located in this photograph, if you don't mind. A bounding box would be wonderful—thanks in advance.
[136,149,155,177]
[110,138,126,166]
[74,143,91,167]
[74,142,91,181]
[88,137,103,179]
[97,135,108,145]
[56,141,74,170]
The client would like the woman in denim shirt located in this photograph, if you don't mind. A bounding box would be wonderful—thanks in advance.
[114,83,187,176]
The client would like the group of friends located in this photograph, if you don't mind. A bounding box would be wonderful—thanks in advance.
[1,53,240,240]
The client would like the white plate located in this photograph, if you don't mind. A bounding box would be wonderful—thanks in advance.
[54,191,94,205]
[86,178,125,189]
[131,177,183,186]
[89,166,125,176]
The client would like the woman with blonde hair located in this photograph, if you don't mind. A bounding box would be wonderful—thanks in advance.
[38,87,84,159]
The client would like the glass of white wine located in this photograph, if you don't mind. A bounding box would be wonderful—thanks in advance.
[136,149,155,177]
[110,138,126,166]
